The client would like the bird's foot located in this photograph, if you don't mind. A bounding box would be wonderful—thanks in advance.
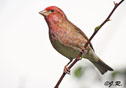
[64,66,70,74]
[64,59,73,74]
[81,47,88,53]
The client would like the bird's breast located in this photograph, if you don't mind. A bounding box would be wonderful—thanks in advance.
[49,31,80,60]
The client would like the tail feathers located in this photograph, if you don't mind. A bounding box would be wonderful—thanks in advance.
[92,59,113,74]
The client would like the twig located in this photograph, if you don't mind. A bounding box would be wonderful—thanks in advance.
[54,0,125,88]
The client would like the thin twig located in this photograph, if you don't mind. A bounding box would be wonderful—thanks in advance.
[54,0,125,88]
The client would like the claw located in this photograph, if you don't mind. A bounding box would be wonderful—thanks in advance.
[64,66,70,74]
[63,59,73,74]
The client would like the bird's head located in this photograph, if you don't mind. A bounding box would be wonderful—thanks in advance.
[39,6,67,24]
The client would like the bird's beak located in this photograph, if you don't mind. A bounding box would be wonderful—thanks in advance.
[39,10,49,16]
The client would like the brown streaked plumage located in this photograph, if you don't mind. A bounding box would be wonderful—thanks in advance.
[39,6,113,74]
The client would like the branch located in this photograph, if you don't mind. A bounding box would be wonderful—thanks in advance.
[54,0,125,88]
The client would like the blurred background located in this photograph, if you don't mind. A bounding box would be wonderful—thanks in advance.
[0,0,126,88]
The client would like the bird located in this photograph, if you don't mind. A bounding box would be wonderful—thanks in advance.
[39,6,113,74]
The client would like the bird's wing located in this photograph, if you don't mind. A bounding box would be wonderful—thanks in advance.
[73,25,95,51]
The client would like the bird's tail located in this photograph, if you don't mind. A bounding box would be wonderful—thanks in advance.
[91,58,113,74]
[83,47,113,74]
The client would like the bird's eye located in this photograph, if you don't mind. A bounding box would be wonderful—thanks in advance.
[50,9,54,13]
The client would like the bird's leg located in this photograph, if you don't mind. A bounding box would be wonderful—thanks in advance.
[64,59,73,74]
[81,47,86,53]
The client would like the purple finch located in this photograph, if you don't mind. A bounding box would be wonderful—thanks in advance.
[39,6,113,74]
